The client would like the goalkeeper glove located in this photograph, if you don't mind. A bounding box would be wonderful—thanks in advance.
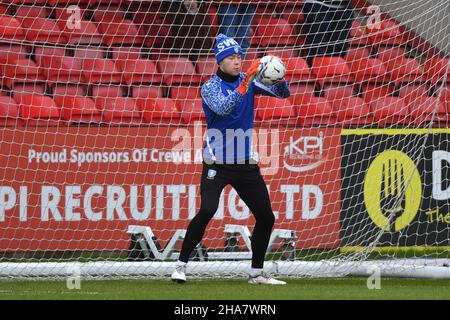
[236,58,260,95]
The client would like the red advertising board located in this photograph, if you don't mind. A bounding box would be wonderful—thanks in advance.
[0,126,341,251]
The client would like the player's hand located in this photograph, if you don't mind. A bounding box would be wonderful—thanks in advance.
[237,58,260,95]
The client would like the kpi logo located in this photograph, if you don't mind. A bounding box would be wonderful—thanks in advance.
[283,132,325,172]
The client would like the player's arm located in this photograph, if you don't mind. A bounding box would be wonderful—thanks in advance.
[201,81,244,116]
[253,79,291,99]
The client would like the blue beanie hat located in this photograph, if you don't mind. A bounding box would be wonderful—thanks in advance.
[214,33,243,64]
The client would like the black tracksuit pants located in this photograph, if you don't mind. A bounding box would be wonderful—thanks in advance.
[178,162,275,269]
[302,1,355,67]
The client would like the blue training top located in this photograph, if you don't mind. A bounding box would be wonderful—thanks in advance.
[200,72,290,164]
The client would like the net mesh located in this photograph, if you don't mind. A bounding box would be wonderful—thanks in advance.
[0,0,449,278]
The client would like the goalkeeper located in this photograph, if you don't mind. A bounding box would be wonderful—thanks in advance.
[171,34,290,285]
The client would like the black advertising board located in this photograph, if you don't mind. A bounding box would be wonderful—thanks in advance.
[341,129,450,250]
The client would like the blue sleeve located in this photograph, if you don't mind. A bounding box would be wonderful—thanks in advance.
[201,80,244,116]
[253,79,291,98]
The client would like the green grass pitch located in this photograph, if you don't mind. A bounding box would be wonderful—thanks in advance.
[0,277,449,300]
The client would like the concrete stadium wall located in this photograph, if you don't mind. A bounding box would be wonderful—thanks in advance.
[366,0,450,56]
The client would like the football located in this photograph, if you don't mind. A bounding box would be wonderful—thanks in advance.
[257,55,286,85]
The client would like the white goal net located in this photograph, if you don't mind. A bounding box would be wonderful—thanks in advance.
[0,0,449,279]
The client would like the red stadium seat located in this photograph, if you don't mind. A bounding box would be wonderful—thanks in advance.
[284,57,311,83]
[115,58,162,85]
[337,97,372,126]
[404,95,447,125]
[171,85,200,101]
[82,58,122,84]
[382,56,425,83]
[170,85,202,123]
[91,5,125,23]
[96,19,144,46]
[370,97,410,126]
[322,84,356,100]
[424,57,450,83]
[136,97,181,124]
[252,5,277,24]
[133,5,160,26]
[132,85,163,100]
[2,58,45,89]
[94,96,142,124]
[175,97,204,124]
[398,84,429,99]
[361,84,395,103]
[91,85,126,112]
[74,47,105,59]
[13,83,47,108]
[91,85,126,102]
[196,56,218,83]
[376,46,406,62]
[0,5,8,15]
[291,93,335,125]
[15,5,50,18]
[157,57,201,86]
[322,84,372,125]
[111,47,142,61]
[135,9,171,48]
[347,57,388,83]
[0,16,25,41]
[35,46,66,66]
[345,46,371,62]
[254,18,296,47]
[366,20,405,46]
[311,57,354,85]
[0,44,28,61]
[140,20,173,48]
[254,96,295,125]
[53,95,101,124]
[58,19,103,45]
[18,94,61,126]
[18,17,67,44]
[245,47,262,60]
[53,83,88,97]
[266,47,299,59]
[281,6,304,31]
[148,47,174,61]
[0,96,20,126]
[289,83,316,96]
[39,55,84,85]
[48,0,110,5]
[91,0,123,3]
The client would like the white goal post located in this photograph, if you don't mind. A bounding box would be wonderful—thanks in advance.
[0,0,449,279]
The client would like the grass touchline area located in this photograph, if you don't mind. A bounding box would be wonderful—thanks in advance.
[0,278,449,300]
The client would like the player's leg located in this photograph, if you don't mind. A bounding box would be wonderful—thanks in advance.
[235,5,255,58]
[302,2,333,67]
[326,6,354,57]
[218,4,240,44]
[171,163,229,283]
[231,167,286,285]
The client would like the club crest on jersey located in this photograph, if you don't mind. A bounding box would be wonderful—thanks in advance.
[207,169,217,179]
